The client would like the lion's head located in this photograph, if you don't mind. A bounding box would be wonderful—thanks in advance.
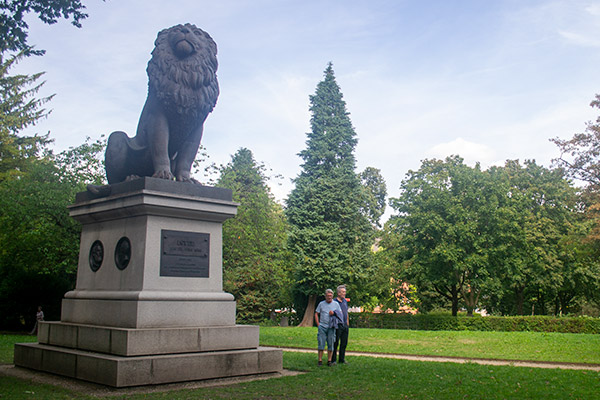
[147,23,219,119]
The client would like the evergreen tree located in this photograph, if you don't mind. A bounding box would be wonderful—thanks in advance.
[286,63,372,326]
[217,148,291,323]
[0,50,53,180]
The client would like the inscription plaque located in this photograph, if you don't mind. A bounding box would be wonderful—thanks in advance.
[160,230,210,277]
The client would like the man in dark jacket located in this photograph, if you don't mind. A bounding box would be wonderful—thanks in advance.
[332,285,350,364]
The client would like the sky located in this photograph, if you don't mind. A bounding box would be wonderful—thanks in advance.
[13,0,600,222]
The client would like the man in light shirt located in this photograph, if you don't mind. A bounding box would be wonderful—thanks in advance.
[315,288,342,366]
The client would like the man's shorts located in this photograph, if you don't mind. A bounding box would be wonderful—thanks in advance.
[317,325,336,350]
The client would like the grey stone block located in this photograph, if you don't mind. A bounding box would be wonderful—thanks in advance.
[14,343,282,387]
[38,322,259,356]
[61,298,237,328]
[78,325,111,354]
[48,323,78,348]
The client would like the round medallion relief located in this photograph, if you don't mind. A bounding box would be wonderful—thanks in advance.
[89,240,104,272]
[115,237,131,270]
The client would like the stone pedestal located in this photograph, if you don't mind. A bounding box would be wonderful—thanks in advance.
[14,178,282,387]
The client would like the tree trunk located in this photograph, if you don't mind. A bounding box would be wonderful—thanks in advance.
[461,286,479,317]
[515,287,524,315]
[451,285,459,316]
[298,294,317,327]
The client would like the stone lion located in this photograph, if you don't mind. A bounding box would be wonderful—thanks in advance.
[105,23,219,184]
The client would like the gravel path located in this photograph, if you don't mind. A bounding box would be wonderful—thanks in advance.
[278,346,600,371]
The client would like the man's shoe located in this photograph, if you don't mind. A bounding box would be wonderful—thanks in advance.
[340,361,349,364]
[318,361,322,366]
[327,361,332,366]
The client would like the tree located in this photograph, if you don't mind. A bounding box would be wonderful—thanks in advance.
[551,94,600,191]
[0,137,105,329]
[359,166,387,228]
[389,156,503,316]
[0,50,53,180]
[217,148,291,323]
[0,0,89,55]
[485,160,593,315]
[552,94,600,242]
[286,63,372,326]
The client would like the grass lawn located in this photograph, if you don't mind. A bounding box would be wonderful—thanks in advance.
[1,331,599,399]
[0,333,35,364]
[260,326,600,364]
[1,352,599,399]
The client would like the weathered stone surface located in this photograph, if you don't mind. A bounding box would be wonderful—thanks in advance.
[38,322,259,356]
[14,343,282,387]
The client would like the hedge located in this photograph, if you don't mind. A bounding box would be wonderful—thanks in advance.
[349,313,600,334]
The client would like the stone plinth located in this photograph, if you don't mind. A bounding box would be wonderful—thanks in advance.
[63,178,238,329]
[14,343,282,387]
[14,178,283,387]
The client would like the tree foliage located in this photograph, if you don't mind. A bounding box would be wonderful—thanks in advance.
[217,148,291,323]
[552,94,600,243]
[389,156,501,316]
[359,166,387,228]
[0,50,54,180]
[387,156,598,316]
[0,0,89,55]
[286,63,373,325]
[551,94,600,191]
[0,136,105,329]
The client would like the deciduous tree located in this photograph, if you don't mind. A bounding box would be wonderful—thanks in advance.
[0,0,89,55]
[0,137,105,329]
[217,148,291,323]
[389,156,503,316]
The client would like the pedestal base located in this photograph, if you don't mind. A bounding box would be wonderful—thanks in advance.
[37,322,259,356]
[14,343,282,387]
[61,294,236,328]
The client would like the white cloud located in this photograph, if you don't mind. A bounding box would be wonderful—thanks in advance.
[426,138,496,168]
[558,30,600,47]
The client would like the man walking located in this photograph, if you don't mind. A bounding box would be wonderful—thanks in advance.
[332,285,349,364]
[315,288,342,366]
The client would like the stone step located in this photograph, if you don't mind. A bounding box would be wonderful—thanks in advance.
[14,343,282,387]
[38,322,259,356]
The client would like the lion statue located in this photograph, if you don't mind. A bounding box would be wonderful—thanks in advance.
[104,23,219,184]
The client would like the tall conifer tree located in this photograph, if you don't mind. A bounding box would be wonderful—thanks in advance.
[286,63,371,326]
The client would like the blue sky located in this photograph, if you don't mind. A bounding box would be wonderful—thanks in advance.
[14,0,600,221]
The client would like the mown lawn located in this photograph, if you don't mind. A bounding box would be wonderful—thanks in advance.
[0,333,35,364]
[1,352,599,399]
[260,326,600,364]
[1,330,599,399]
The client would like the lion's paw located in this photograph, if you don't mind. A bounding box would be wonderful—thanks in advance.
[177,173,201,184]
[153,170,175,180]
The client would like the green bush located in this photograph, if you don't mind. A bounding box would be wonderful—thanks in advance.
[349,313,600,334]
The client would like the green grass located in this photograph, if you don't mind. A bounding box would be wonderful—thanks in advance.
[0,333,35,364]
[1,331,600,399]
[1,352,599,399]
[260,326,600,364]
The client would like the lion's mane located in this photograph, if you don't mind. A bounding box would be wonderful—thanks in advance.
[147,24,219,120]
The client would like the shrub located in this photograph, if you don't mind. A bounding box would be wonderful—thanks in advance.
[349,313,600,334]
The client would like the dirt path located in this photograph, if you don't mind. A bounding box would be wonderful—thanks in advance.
[278,346,600,371]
